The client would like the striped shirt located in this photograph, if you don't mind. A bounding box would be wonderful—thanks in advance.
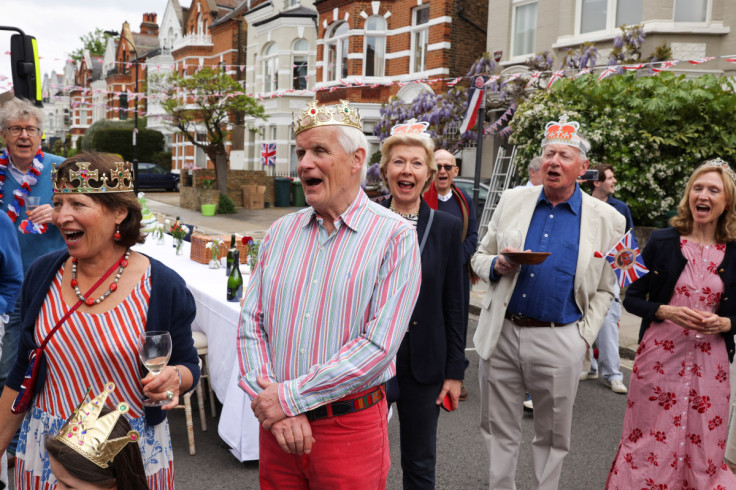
[237,190,422,417]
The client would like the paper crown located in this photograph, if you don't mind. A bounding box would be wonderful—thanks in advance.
[541,114,589,155]
[389,119,431,139]
[701,158,736,182]
[293,100,362,136]
[54,382,140,468]
[52,161,134,194]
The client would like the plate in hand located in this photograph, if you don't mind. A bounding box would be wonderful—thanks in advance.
[501,252,551,265]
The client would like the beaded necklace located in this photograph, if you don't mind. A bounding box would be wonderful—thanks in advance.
[0,148,47,234]
[71,249,131,306]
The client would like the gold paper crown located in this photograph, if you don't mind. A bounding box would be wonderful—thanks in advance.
[52,161,134,194]
[541,114,589,155]
[293,100,362,136]
[701,158,736,182]
[54,382,140,468]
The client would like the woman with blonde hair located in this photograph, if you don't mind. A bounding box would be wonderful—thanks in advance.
[607,158,736,489]
[379,121,465,489]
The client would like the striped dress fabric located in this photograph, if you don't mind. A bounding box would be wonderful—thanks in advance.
[14,265,176,489]
[238,190,422,417]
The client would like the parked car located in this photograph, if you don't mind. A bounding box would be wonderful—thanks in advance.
[453,177,490,220]
[137,163,180,192]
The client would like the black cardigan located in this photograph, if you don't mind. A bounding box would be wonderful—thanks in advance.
[623,227,736,362]
[7,249,201,425]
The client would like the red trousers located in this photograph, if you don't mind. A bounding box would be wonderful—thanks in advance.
[259,390,390,489]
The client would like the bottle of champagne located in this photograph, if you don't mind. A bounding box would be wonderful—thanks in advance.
[227,250,243,302]
[225,234,236,276]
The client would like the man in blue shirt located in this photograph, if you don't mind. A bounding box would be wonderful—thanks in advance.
[471,114,625,489]
[580,163,632,395]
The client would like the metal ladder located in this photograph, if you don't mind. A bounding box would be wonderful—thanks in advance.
[478,146,518,241]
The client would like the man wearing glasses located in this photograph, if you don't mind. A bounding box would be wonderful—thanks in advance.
[424,149,478,400]
[0,97,65,467]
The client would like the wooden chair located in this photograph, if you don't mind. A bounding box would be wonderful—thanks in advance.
[176,331,216,455]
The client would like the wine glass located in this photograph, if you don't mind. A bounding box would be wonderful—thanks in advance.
[499,229,522,252]
[139,331,173,407]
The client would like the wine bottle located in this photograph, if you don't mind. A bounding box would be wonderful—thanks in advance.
[225,234,236,276]
[227,250,243,302]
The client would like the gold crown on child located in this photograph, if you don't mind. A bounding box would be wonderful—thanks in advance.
[52,161,134,193]
[54,382,141,468]
[293,100,362,136]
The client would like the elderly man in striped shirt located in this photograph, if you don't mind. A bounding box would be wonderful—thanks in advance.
[237,100,422,488]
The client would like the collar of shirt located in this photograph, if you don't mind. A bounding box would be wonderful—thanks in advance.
[6,154,28,182]
[537,184,582,214]
[437,191,453,202]
[302,189,369,233]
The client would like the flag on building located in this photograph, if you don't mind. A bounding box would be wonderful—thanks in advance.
[261,143,276,166]
[459,76,486,134]
[603,230,648,288]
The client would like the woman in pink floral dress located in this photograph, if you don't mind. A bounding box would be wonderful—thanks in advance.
[607,159,736,489]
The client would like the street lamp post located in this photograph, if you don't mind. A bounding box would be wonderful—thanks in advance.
[104,30,139,193]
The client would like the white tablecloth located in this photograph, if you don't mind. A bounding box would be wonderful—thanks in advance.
[135,236,260,461]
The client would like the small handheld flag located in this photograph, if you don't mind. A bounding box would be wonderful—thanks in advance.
[604,230,648,288]
[261,143,276,166]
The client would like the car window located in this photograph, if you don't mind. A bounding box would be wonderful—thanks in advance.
[151,166,165,175]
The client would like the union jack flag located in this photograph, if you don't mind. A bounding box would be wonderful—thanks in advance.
[261,143,276,166]
[604,230,648,288]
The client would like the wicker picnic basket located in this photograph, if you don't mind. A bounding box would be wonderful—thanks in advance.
[190,235,248,264]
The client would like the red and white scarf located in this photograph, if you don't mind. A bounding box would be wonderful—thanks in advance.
[0,148,48,234]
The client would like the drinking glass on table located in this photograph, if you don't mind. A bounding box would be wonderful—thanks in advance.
[139,331,173,407]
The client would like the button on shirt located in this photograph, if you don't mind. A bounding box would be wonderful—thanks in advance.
[507,186,583,324]
[237,190,422,417]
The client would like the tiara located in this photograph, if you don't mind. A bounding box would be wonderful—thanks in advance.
[390,119,431,139]
[701,158,736,182]
[541,114,588,155]
[54,382,140,468]
[52,161,134,193]
[293,100,362,136]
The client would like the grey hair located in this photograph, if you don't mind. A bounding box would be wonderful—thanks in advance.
[577,133,591,157]
[335,125,369,181]
[529,156,542,172]
[0,98,44,132]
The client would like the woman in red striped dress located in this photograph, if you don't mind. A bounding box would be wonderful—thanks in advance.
[0,153,200,489]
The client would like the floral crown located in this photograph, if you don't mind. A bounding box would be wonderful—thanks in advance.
[52,161,134,193]
[389,119,431,139]
[700,158,736,182]
[541,114,590,155]
[293,100,362,136]
[54,382,140,468]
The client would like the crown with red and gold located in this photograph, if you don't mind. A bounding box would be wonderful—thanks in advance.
[390,119,431,139]
[293,100,362,136]
[541,114,589,155]
[52,161,134,194]
[54,382,140,468]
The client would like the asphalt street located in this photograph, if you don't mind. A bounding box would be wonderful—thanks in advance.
[167,315,630,489]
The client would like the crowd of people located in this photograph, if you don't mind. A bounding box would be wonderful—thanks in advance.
[1,94,736,489]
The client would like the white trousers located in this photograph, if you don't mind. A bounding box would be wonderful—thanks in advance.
[589,299,624,382]
[479,318,587,490]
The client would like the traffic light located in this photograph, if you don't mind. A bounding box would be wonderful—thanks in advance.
[10,32,42,105]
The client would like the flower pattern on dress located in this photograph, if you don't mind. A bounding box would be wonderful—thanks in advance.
[650,430,667,443]
[643,478,668,490]
[708,416,723,431]
[628,428,644,442]
[649,386,677,409]
[689,389,711,413]
[715,365,727,383]
[675,285,690,297]
[654,338,675,353]
[653,361,665,374]
[688,433,702,446]
[647,452,659,466]
[707,261,719,274]
[695,341,712,355]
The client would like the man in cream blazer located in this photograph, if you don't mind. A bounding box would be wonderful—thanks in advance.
[471,115,625,490]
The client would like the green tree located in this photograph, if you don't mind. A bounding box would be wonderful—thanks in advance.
[509,73,736,225]
[70,28,114,61]
[158,67,266,193]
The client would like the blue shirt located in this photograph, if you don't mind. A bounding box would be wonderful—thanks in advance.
[607,196,634,233]
[506,185,583,324]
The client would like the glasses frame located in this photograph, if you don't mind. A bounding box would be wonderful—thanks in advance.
[437,164,457,172]
[5,125,41,137]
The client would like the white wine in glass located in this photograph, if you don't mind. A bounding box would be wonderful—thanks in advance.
[139,331,173,406]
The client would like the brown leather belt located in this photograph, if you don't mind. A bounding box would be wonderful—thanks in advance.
[505,312,554,327]
[305,386,384,422]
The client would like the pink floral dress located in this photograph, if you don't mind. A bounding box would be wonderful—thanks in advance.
[607,239,736,490]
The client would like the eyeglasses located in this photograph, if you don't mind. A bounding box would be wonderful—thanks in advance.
[437,164,456,172]
[6,126,41,137]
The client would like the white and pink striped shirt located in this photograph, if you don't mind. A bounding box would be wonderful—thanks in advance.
[237,190,421,417]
